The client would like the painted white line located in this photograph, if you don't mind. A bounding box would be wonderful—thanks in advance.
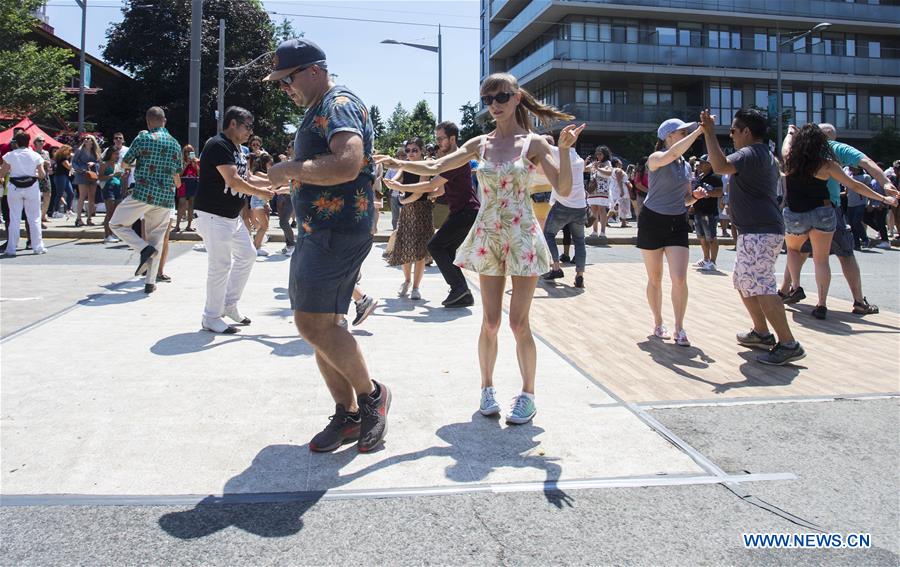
[0,297,43,302]
[0,472,798,507]
[640,393,900,410]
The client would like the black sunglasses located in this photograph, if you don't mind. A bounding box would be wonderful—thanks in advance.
[279,61,325,85]
[480,92,515,106]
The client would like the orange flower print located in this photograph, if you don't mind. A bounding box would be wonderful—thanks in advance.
[312,193,344,218]
[302,218,314,233]
[334,96,351,106]
[314,115,329,132]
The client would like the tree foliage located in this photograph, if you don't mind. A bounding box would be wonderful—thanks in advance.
[869,127,900,166]
[0,0,77,118]
[369,105,384,141]
[375,100,436,154]
[103,0,301,148]
[458,101,484,144]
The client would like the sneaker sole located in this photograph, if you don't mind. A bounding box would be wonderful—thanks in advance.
[353,301,378,326]
[758,350,807,366]
[480,405,501,416]
[506,409,536,425]
[309,433,361,453]
[737,340,776,350]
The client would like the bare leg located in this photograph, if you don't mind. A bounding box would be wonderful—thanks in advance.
[699,238,710,262]
[807,229,834,306]
[740,295,770,335]
[412,258,426,289]
[294,311,374,402]
[664,246,690,332]
[401,263,411,284]
[509,275,538,394]
[157,218,173,277]
[783,236,810,293]
[837,255,865,303]
[478,275,505,389]
[758,294,795,343]
[186,198,195,230]
[641,248,665,327]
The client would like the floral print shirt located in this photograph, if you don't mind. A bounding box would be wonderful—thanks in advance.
[291,85,375,234]
[123,127,182,209]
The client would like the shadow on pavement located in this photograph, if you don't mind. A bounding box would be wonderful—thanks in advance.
[376,298,473,322]
[151,331,314,357]
[158,414,571,540]
[788,307,900,336]
[78,282,148,306]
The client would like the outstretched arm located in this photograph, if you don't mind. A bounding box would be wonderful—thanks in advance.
[648,120,704,171]
[827,161,897,206]
[532,124,584,197]
[374,136,481,176]
[383,175,448,195]
[700,110,736,176]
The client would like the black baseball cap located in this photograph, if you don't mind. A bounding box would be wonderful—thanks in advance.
[262,38,327,82]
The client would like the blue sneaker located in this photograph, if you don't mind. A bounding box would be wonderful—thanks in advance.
[480,387,500,416]
[506,394,536,425]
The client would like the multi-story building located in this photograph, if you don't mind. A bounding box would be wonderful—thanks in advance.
[480,0,900,158]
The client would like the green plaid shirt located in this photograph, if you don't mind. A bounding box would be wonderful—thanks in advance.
[123,127,182,209]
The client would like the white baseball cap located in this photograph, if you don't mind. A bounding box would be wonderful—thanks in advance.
[657,118,698,141]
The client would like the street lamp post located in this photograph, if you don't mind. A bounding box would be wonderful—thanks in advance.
[75,0,86,135]
[381,24,443,122]
[188,0,203,150]
[776,22,831,148]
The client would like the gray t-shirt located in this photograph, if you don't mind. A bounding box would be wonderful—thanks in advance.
[645,159,690,215]
[726,143,784,235]
[846,173,871,208]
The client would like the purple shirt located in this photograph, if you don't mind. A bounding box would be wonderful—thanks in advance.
[439,162,479,213]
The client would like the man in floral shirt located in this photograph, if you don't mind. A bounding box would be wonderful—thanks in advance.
[265,39,389,454]
[109,106,182,293]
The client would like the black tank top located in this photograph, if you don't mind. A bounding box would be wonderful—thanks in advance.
[785,173,830,213]
[401,170,420,199]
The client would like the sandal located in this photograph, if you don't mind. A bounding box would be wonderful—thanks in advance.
[75,219,83,227]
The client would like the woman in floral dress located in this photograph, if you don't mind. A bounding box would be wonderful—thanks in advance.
[376,72,583,426]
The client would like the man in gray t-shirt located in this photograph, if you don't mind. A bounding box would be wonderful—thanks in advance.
[700,108,804,366]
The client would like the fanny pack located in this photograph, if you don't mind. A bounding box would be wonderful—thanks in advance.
[9,176,38,188]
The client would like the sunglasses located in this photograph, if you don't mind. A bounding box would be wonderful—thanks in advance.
[240,121,254,131]
[480,92,515,106]
[279,62,323,85]
[405,148,421,154]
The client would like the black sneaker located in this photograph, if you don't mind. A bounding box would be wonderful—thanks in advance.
[135,245,158,276]
[811,305,827,319]
[852,297,879,315]
[757,342,806,366]
[737,329,776,349]
[445,291,475,308]
[574,275,584,288]
[542,268,564,281]
[782,286,806,305]
[559,253,572,264]
[442,288,471,306]
[357,381,391,453]
[309,404,361,453]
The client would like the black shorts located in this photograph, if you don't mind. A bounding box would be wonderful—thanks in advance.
[636,206,690,250]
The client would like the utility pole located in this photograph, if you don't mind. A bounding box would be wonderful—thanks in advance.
[438,24,442,122]
[75,0,86,134]
[188,0,203,149]
[217,19,225,133]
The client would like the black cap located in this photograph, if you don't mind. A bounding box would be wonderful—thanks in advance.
[262,38,327,82]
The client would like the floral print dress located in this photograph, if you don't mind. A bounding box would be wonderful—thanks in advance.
[454,134,551,277]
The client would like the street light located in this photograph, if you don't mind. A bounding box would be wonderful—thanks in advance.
[381,26,443,122]
[776,22,831,148]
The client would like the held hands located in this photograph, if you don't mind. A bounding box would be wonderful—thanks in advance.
[692,187,709,200]
[699,110,716,133]
[557,124,586,149]
[883,183,898,198]
[373,154,401,170]
[266,161,291,188]
[883,195,898,208]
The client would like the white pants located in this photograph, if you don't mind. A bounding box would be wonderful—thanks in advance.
[195,211,257,319]
[617,196,632,221]
[6,185,44,255]
[109,195,172,284]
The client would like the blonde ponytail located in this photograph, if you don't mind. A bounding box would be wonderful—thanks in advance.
[481,73,574,131]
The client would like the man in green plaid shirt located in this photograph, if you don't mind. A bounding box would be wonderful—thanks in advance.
[110,107,182,294]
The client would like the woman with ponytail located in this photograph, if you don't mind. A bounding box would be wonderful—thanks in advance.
[375,72,583,426]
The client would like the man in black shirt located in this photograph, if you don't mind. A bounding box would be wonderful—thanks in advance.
[194,106,276,334]
[692,155,723,271]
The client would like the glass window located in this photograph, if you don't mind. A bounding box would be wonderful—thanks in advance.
[731,31,741,50]
[755,89,769,109]
[626,23,638,44]
[754,32,767,51]
[575,86,588,103]
[869,41,881,58]
[589,87,601,104]
[660,90,673,105]
[708,30,719,49]
[813,92,823,123]
[870,96,882,115]
[884,96,895,116]
[846,37,856,57]
[656,26,677,46]
[710,87,720,107]
[599,23,611,42]
[793,37,806,53]
[644,88,657,106]
[586,18,599,41]
[571,19,584,41]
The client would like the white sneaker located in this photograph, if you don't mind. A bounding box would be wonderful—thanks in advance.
[398,281,411,297]
[263,233,269,244]
[653,325,671,339]
[706,261,717,271]
[410,288,422,300]
[256,248,270,257]
[201,316,237,334]
[338,316,348,329]
[103,235,116,244]
[193,243,206,252]
[479,387,501,416]
[674,329,691,347]
[281,245,295,256]
[33,248,47,255]
[224,304,251,325]
[695,259,708,268]
[877,241,891,250]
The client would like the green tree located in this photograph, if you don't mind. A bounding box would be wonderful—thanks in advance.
[0,0,77,117]
[408,100,435,141]
[369,105,385,141]
[377,102,410,154]
[458,101,483,144]
[616,132,658,164]
[104,0,301,147]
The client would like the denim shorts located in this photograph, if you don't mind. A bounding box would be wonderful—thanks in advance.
[289,229,372,313]
[799,206,854,257]
[694,213,719,240]
[250,195,268,209]
[783,205,836,235]
[101,184,122,202]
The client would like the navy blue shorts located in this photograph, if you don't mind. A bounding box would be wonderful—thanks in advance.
[289,229,372,313]
[694,213,719,240]
[102,184,122,202]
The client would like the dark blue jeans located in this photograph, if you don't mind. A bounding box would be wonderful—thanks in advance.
[50,174,75,214]
[543,203,587,271]
[845,204,867,247]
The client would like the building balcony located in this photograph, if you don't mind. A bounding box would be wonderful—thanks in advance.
[506,39,900,85]
[490,0,899,58]
[558,102,899,133]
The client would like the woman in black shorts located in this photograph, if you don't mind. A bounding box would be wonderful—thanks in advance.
[640,117,707,347]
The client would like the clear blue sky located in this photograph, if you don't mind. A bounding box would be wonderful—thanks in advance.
[42,0,481,128]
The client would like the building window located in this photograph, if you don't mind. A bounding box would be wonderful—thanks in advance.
[794,90,808,125]
[869,41,881,58]
[599,23,611,42]
[571,19,584,41]
[678,23,702,47]
[656,26,677,46]
[846,37,856,57]
[753,30,768,51]
[585,17,599,42]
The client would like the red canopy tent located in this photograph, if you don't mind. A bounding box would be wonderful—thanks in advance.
[0,118,61,151]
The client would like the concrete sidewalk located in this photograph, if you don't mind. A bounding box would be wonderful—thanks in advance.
[0,244,736,499]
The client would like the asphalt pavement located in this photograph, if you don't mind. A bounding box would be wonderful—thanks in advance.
[1,238,898,565]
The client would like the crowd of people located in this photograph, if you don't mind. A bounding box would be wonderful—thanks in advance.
[2,37,898,453]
